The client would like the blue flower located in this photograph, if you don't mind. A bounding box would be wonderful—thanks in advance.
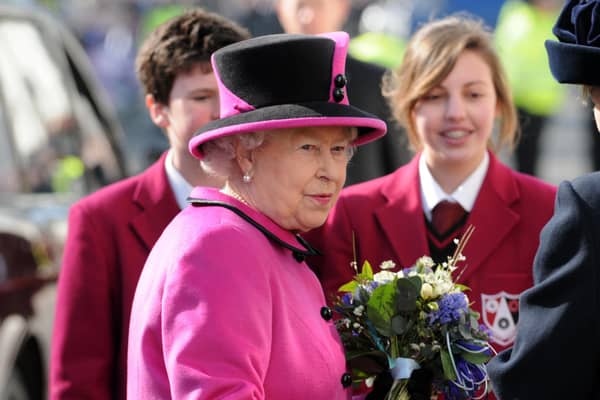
[341,292,353,305]
[445,357,487,400]
[428,293,468,325]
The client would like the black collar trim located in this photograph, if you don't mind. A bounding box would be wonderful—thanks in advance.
[188,198,321,262]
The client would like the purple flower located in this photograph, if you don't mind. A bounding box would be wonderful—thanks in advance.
[341,293,353,305]
[444,358,487,400]
[428,293,468,325]
[478,323,492,338]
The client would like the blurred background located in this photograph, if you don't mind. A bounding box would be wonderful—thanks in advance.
[0,1,592,399]
[4,0,591,183]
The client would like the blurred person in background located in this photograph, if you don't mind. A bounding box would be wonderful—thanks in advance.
[304,17,556,398]
[494,0,566,176]
[49,9,249,399]
[275,0,411,186]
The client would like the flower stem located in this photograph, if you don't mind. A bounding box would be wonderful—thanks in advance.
[390,336,400,359]
[384,379,410,400]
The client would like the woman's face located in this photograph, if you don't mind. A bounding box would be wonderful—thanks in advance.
[412,50,498,174]
[247,126,355,232]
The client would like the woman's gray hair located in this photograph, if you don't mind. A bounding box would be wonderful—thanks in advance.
[200,132,266,178]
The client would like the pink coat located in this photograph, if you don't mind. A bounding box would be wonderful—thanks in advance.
[303,152,557,353]
[127,187,351,399]
[51,152,179,399]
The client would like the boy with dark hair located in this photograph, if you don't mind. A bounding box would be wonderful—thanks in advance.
[49,9,249,399]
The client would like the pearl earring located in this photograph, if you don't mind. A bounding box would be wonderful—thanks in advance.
[243,173,252,183]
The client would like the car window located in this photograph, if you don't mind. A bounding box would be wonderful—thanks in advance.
[0,18,122,195]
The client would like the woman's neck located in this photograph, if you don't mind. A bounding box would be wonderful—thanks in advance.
[426,154,484,194]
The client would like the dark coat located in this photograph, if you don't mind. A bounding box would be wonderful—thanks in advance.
[50,152,179,400]
[488,172,600,399]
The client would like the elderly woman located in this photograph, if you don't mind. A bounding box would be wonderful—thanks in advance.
[126,32,386,399]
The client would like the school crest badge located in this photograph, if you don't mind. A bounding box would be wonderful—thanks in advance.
[481,291,520,346]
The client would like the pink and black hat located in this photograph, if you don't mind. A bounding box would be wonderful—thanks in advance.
[189,31,387,159]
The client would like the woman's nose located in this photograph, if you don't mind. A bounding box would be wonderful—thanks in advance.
[317,151,345,182]
[445,94,466,120]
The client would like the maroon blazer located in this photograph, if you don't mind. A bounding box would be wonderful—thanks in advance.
[304,152,557,352]
[50,152,180,400]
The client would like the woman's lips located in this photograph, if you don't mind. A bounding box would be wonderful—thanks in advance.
[308,194,333,205]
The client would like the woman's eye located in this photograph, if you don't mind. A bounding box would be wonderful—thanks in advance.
[423,93,442,101]
[300,144,318,151]
[332,145,355,160]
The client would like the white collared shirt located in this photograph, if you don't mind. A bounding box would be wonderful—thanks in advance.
[165,150,193,210]
[419,152,489,222]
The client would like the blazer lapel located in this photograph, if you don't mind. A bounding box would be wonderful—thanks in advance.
[130,152,180,252]
[375,156,429,268]
[459,154,520,282]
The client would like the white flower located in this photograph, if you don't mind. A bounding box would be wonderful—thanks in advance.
[365,376,376,388]
[353,305,365,317]
[421,283,434,299]
[416,256,435,269]
[433,281,453,297]
[373,270,396,284]
[380,260,396,270]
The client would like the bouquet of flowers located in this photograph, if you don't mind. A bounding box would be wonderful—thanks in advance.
[334,227,492,399]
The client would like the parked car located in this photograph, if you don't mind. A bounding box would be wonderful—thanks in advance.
[0,5,127,399]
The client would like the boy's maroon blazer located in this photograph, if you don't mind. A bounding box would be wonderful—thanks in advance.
[304,152,557,352]
[50,152,180,400]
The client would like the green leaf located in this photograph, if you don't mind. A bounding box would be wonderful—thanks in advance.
[441,349,458,381]
[338,281,358,293]
[458,322,473,339]
[407,275,423,292]
[360,260,374,280]
[367,283,396,336]
[460,351,491,365]
[391,314,410,335]
[455,283,470,292]
[395,278,420,312]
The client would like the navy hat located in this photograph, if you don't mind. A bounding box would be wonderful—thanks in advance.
[546,0,600,85]
[189,32,387,159]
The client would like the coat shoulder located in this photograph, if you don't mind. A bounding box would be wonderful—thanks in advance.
[74,173,142,214]
[342,164,411,200]
[513,171,557,197]
[74,158,165,213]
[570,171,600,210]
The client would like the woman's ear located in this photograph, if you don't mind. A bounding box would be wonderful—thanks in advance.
[234,139,254,178]
[146,94,169,128]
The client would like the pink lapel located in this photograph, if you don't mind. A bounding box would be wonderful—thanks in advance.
[130,152,180,251]
[458,153,520,282]
[374,155,430,268]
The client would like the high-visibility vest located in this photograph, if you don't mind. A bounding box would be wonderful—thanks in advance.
[495,0,566,116]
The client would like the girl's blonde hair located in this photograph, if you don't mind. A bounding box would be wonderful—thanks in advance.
[382,15,518,152]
